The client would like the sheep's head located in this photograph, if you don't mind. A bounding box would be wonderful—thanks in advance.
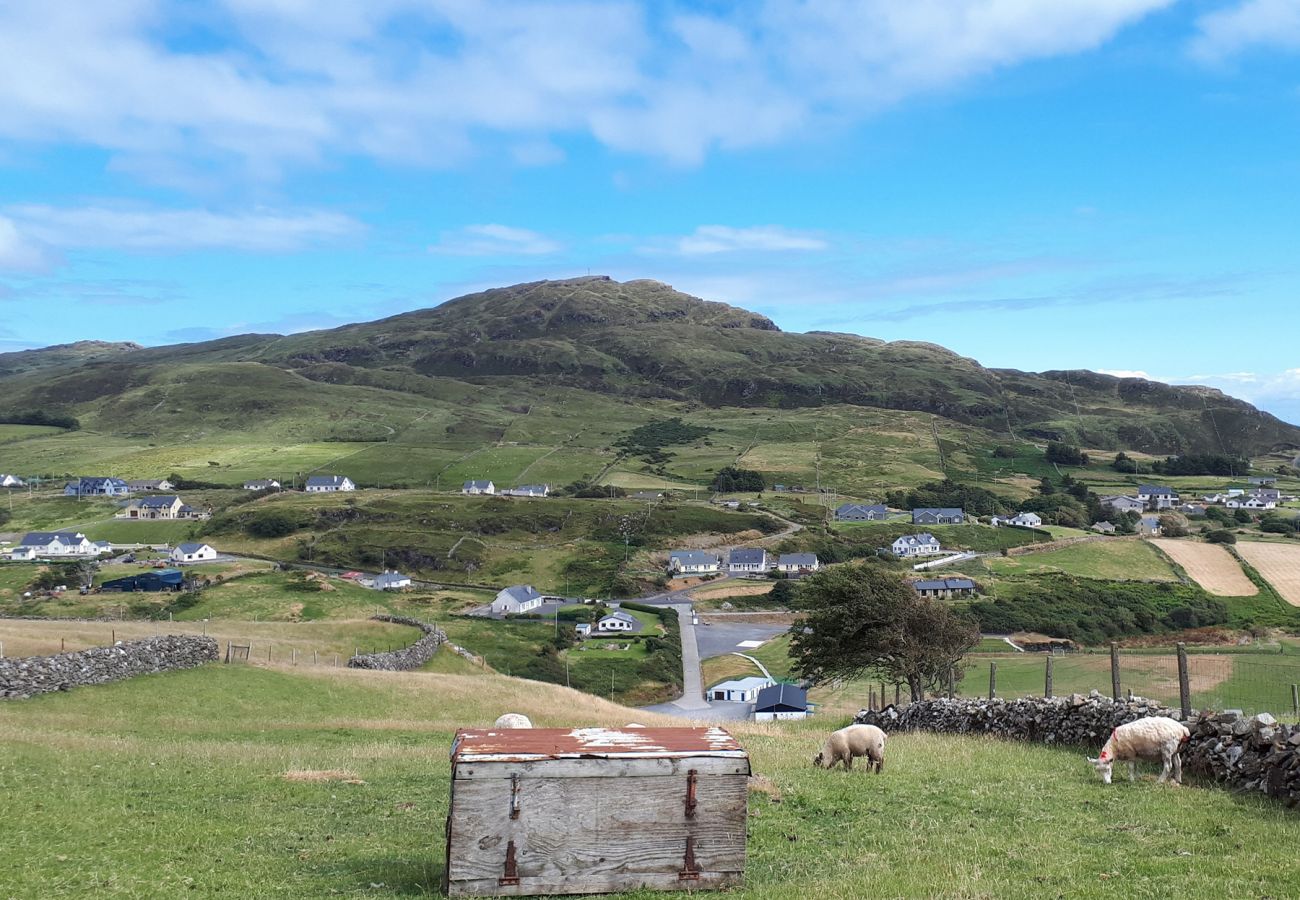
[812,751,827,769]
[1086,755,1114,784]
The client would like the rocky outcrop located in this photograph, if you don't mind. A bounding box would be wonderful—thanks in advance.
[856,692,1300,807]
[346,615,446,671]
[0,635,218,700]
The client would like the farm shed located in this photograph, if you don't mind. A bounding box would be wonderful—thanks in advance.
[753,683,809,721]
[445,726,750,896]
[101,569,185,592]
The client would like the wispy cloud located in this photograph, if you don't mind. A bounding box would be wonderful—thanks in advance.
[5,203,363,254]
[429,224,563,257]
[649,225,828,256]
[0,1,1174,177]
[1190,0,1300,62]
[0,216,55,272]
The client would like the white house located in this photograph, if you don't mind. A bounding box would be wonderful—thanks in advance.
[462,480,496,495]
[502,484,549,497]
[492,584,544,615]
[597,611,638,632]
[776,553,819,574]
[64,477,131,497]
[1137,485,1179,510]
[0,474,25,488]
[120,495,186,520]
[709,676,773,703]
[243,479,281,491]
[727,548,768,574]
[126,479,174,493]
[891,533,943,558]
[371,571,412,591]
[1227,496,1276,510]
[668,550,721,575]
[305,475,355,493]
[170,542,218,563]
[753,683,809,721]
[574,623,592,637]
[1137,515,1162,536]
[20,531,98,557]
[8,545,37,561]
[993,512,1043,528]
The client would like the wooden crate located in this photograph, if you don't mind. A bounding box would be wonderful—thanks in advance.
[444,726,750,896]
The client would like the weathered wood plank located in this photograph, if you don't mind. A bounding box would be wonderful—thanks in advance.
[447,772,747,883]
[454,756,749,780]
[446,870,743,897]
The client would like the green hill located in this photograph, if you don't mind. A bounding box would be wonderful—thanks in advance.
[0,276,1295,491]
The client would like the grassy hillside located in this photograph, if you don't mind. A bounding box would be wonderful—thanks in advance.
[0,277,1295,502]
[3,663,1300,898]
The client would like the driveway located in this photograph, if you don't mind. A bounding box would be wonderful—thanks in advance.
[694,619,788,659]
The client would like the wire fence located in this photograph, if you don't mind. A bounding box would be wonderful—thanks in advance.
[952,645,1300,718]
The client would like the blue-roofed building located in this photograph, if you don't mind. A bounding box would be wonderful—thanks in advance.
[668,550,720,575]
[753,683,809,721]
[305,474,355,492]
[101,569,185,592]
[911,577,977,598]
[728,547,768,574]
[63,477,131,497]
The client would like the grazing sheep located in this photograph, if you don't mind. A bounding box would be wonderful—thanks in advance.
[493,713,533,729]
[1087,716,1190,784]
[812,724,887,773]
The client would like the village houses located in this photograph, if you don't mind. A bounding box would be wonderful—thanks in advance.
[64,477,130,497]
[19,531,98,557]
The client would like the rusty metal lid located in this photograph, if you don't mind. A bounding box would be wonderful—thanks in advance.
[451,726,747,762]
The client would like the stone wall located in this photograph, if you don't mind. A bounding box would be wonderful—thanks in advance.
[856,692,1300,807]
[0,635,218,700]
[346,615,446,671]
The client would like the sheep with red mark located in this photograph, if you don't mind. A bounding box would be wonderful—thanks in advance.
[1087,716,1190,784]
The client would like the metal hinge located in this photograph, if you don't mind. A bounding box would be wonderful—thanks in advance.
[678,837,700,880]
[499,840,520,886]
[684,769,698,819]
[510,773,521,820]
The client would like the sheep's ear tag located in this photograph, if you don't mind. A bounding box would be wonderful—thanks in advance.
[1099,750,1110,762]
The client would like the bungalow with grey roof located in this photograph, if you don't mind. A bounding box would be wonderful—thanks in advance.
[912,508,964,525]
[305,475,354,493]
[777,552,819,574]
[126,479,173,492]
[502,484,549,497]
[0,474,24,488]
[170,542,218,563]
[1091,521,1117,534]
[492,584,543,615]
[992,512,1042,528]
[1249,476,1278,486]
[243,479,281,491]
[835,503,888,521]
[1101,495,1145,515]
[668,550,720,575]
[911,577,976,598]
[728,548,768,574]
[462,480,495,495]
[891,533,942,558]
[597,610,639,633]
[709,676,773,703]
[753,683,809,721]
[371,571,412,591]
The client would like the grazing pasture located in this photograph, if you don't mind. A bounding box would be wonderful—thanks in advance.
[1151,539,1257,597]
[985,539,1177,582]
[1235,542,1300,607]
[3,664,1300,898]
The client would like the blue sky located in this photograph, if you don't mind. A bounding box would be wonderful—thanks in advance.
[1,0,1298,424]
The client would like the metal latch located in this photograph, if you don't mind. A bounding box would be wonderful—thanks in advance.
[678,837,700,880]
[684,769,698,819]
[500,840,520,886]
[510,773,521,820]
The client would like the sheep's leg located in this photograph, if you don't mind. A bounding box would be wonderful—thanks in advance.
[874,755,884,774]
[843,755,853,771]
[1157,749,1172,783]
[1128,761,1138,782]
[1169,749,1182,784]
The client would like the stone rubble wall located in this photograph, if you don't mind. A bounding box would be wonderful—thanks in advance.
[0,635,219,700]
[346,615,446,671]
[855,692,1300,808]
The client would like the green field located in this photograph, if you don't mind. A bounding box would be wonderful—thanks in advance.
[984,539,1178,581]
[4,664,1300,897]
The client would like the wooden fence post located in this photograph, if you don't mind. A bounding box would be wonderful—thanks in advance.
[988,662,997,700]
[1110,642,1121,701]
[1045,654,1054,699]
[869,687,876,711]
[880,681,886,709]
[894,683,900,707]
[947,666,955,700]
[1291,684,1298,720]
[1177,643,1191,720]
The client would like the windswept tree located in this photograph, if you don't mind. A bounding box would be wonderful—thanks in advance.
[788,563,979,699]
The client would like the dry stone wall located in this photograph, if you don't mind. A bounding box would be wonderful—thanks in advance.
[0,635,218,700]
[856,692,1300,808]
[346,615,446,671]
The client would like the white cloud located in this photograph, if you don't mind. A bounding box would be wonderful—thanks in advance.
[1096,368,1159,380]
[430,225,563,257]
[4,204,362,253]
[0,1,1173,176]
[658,225,829,256]
[1190,0,1300,62]
[0,216,54,272]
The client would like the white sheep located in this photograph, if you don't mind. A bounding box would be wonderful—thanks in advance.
[812,724,887,773]
[1087,716,1190,784]
[493,713,533,729]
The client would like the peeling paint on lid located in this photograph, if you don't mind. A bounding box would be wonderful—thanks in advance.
[451,726,746,762]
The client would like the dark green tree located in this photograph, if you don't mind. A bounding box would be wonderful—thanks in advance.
[789,563,978,698]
